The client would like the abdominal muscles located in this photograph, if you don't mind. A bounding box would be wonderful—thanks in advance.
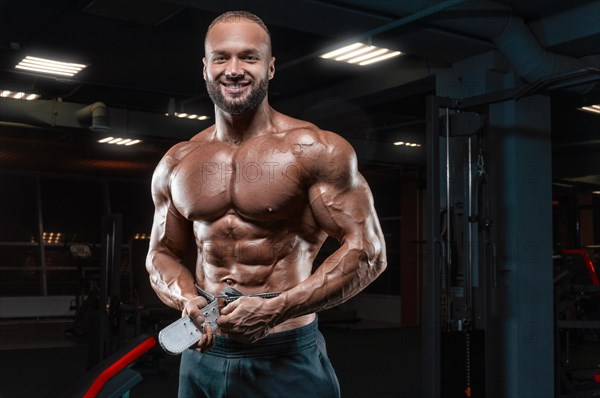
[193,211,319,295]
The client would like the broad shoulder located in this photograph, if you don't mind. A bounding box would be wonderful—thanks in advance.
[272,114,356,159]
[269,114,358,182]
[151,127,214,194]
[159,127,214,162]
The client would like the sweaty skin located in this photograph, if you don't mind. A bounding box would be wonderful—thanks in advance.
[146,19,387,351]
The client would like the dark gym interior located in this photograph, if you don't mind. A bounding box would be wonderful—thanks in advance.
[1,1,600,397]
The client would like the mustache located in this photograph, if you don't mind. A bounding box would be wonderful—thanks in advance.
[222,76,247,83]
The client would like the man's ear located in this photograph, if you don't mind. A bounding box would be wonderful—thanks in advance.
[202,57,207,80]
[268,56,276,80]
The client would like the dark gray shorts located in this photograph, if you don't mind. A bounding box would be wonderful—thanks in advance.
[178,319,340,398]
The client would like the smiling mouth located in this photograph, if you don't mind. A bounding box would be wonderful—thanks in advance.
[222,82,250,94]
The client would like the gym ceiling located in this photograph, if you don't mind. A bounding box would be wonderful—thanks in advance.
[0,0,599,181]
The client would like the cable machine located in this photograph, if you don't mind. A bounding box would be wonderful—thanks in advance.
[422,68,600,398]
[423,95,487,397]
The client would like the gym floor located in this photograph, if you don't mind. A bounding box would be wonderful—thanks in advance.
[0,319,419,398]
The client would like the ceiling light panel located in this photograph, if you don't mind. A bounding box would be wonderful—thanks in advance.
[98,137,142,146]
[0,90,40,100]
[15,56,87,77]
[394,141,422,147]
[578,105,600,115]
[176,113,210,120]
[320,42,402,66]
[164,112,210,121]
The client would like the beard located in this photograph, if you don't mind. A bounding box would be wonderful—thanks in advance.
[206,74,269,115]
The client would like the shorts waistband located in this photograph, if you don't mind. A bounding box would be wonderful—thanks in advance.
[208,319,318,358]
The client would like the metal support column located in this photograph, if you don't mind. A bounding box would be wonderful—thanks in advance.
[423,94,442,398]
[88,213,123,368]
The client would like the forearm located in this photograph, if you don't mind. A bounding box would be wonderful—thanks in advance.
[272,241,386,325]
[146,250,197,311]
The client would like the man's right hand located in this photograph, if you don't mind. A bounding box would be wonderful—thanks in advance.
[182,296,216,352]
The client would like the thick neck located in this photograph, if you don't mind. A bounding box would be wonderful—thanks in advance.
[213,99,275,144]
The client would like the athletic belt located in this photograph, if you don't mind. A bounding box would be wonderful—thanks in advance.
[195,284,281,304]
[158,285,280,355]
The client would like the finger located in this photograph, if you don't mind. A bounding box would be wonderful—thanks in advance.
[216,314,230,330]
[184,297,209,317]
[194,323,215,352]
[195,333,207,351]
[190,314,206,330]
[219,300,238,316]
[203,323,215,351]
[203,322,214,338]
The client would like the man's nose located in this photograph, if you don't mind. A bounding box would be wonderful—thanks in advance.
[225,58,243,78]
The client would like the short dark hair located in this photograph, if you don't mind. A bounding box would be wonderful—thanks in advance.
[206,11,271,40]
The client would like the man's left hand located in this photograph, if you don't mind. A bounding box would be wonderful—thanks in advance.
[217,297,278,343]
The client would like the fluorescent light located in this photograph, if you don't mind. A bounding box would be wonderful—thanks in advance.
[320,43,364,59]
[0,89,40,100]
[348,48,388,64]
[359,51,403,66]
[167,112,211,121]
[578,104,600,115]
[320,42,403,66]
[394,141,421,147]
[98,137,142,146]
[593,191,600,195]
[335,46,376,61]
[15,56,87,77]
[552,182,574,188]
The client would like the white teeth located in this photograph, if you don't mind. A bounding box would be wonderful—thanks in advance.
[224,83,247,89]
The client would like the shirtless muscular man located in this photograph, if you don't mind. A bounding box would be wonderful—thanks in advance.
[146,10,387,398]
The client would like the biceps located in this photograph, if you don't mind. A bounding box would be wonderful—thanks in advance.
[309,181,375,244]
[149,203,192,258]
